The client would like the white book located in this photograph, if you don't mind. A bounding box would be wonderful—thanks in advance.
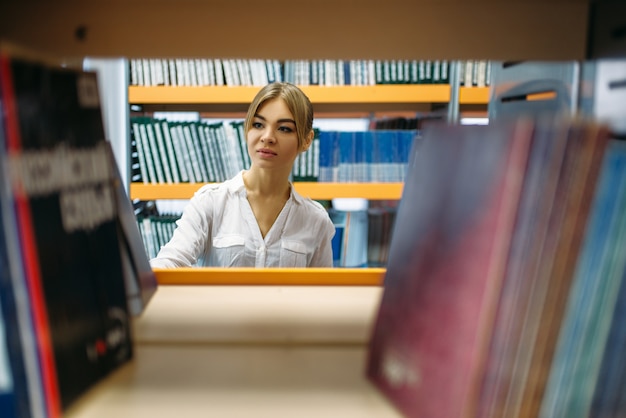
[197,123,217,182]
[222,59,234,86]
[213,59,225,86]
[206,124,226,181]
[182,123,204,182]
[205,59,215,86]
[131,120,149,183]
[142,58,151,86]
[145,121,165,183]
[170,123,193,182]
[130,59,138,86]
[138,122,157,183]
[152,120,173,183]
[159,119,181,183]
[188,122,210,181]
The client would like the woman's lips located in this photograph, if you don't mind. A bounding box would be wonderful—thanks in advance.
[257,148,277,156]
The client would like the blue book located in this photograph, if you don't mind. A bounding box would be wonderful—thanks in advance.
[318,130,337,183]
[353,131,365,182]
[540,139,626,418]
[338,131,355,182]
[328,208,368,267]
[0,200,41,418]
[328,209,346,266]
[378,131,395,182]
[589,141,626,417]
[399,131,417,180]
[343,60,351,85]
[363,131,375,183]
[390,131,402,182]
[590,250,626,417]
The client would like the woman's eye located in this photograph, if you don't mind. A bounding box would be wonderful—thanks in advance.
[279,126,294,133]
[252,122,263,129]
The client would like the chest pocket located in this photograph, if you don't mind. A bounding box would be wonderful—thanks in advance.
[212,235,247,267]
[280,240,308,267]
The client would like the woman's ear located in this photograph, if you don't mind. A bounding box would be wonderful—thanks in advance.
[302,130,314,152]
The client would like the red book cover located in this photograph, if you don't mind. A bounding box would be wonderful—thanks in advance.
[366,120,534,418]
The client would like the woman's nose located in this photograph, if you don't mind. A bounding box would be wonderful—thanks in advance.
[260,129,276,144]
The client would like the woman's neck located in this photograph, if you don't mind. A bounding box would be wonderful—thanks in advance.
[242,168,291,200]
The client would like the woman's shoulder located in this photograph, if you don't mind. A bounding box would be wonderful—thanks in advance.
[193,172,246,199]
[291,189,332,222]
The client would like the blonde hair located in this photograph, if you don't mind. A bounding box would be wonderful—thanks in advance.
[244,82,314,151]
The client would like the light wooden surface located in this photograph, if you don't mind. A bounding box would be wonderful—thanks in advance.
[0,1,590,60]
[64,285,403,418]
[133,285,384,344]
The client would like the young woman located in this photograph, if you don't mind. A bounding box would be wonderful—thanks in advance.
[149,82,335,268]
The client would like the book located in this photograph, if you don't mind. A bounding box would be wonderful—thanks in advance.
[514,120,609,418]
[0,51,134,413]
[366,119,534,418]
[367,201,398,267]
[540,139,626,418]
[130,117,151,183]
[328,204,369,268]
[476,117,572,418]
[590,227,626,417]
[106,142,158,317]
[0,136,46,418]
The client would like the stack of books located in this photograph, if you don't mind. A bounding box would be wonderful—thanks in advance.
[367,117,626,418]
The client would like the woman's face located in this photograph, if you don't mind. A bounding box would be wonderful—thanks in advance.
[247,98,300,170]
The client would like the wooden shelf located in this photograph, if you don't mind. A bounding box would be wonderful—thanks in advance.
[153,267,386,286]
[130,182,404,200]
[459,86,491,104]
[65,285,401,418]
[1,2,590,61]
[129,85,489,105]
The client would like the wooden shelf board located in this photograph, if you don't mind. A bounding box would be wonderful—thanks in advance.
[129,85,490,105]
[130,182,404,200]
[459,86,491,103]
[154,267,386,286]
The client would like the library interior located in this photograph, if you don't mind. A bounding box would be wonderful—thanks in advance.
[1,1,625,417]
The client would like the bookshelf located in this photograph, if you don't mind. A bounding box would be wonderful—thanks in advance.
[3,1,615,416]
[64,284,402,418]
[128,81,472,266]
[128,83,488,201]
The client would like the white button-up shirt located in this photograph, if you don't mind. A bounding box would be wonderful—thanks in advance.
[149,171,336,268]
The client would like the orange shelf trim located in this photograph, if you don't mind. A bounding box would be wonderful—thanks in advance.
[130,182,404,200]
[153,267,386,286]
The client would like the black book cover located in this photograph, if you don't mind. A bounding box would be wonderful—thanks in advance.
[0,53,133,413]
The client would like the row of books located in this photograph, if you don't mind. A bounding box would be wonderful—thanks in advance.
[131,116,418,184]
[366,117,626,417]
[131,117,250,184]
[0,53,156,417]
[129,58,492,87]
[317,130,417,183]
[137,214,180,261]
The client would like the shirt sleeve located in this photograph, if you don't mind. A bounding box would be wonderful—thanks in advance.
[149,187,213,268]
